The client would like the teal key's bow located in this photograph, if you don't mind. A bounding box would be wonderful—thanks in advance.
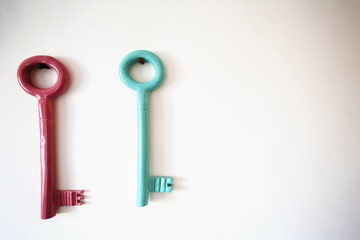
[119,50,173,207]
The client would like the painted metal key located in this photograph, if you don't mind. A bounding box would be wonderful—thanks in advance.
[119,50,172,207]
[17,56,84,219]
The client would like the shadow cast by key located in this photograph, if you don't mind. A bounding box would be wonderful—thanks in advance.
[54,57,89,214]
[148,52,185,202]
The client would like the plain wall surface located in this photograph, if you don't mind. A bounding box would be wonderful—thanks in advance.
[1,0,360,239]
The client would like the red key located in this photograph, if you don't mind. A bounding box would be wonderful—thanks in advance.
[17,56,84,219]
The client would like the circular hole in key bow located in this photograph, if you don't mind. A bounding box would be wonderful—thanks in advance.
[129,61,155,83]
[31,66,57,89]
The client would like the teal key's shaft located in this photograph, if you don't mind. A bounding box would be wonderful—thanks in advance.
[137,90,150,206]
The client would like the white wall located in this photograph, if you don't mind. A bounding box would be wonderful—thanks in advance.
[1,0,360,239]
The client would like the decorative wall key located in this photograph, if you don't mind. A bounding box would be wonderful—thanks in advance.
[17,56,84,219]
[119,50,173,207]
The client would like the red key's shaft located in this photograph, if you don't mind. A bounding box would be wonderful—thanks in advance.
[38,97,56,219]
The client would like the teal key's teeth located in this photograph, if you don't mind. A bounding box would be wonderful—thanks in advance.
[150,176,173,193]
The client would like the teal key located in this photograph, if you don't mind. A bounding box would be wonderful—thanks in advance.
[119,50,173,207]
